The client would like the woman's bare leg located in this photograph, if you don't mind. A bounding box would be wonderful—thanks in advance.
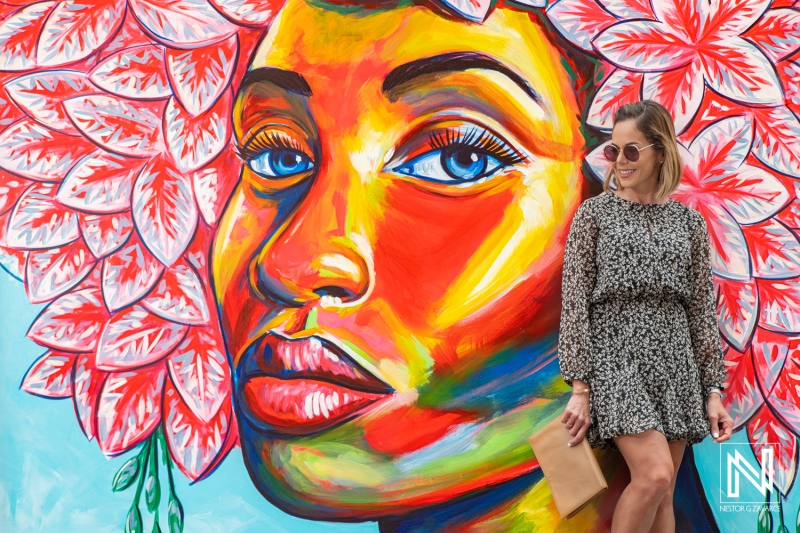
[610,428,674,533]
[648,439,687,533]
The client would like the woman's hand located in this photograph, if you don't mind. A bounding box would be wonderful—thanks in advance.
[561,391,591,447]
[707,394,733,443]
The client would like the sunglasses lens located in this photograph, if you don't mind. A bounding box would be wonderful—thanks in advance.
[623,146,641,162]
[603,145,618,162]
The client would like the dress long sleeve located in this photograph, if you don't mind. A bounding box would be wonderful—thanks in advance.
[686,213,726,397]
[558,201,598,387]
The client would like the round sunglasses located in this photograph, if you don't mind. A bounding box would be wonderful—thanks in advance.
[603,143,654,162]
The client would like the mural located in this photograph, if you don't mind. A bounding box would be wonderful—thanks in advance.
[1,0,800,531]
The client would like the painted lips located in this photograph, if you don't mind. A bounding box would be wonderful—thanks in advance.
[241,335,392,435]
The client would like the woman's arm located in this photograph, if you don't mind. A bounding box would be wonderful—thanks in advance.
[558,201,598,388]
[686,213,726,397]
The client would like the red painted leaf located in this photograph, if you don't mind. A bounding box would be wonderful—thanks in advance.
[743,219,800,280]
[164,90,231,172]
[21,349,77,398]
[64,95,164,157]
[747,403,797,496]
[600,0,652,18]
[167,325,228,422]
[72,353,108,440]
[132,154,198,266]
[7,182,79,249]
[0,118,95,181]
[743,8,800,63]
[722,345,763,429]
[142,260,209,325]
[163,378,233,480]
[715,275,758,352]
[129,0,237,48]
[0,210,26,279]
[192,150,240,225]
[642,62,703,134]
[4,69,97,134]
[759,277,800,334]
[750,327,795,394]
[0,171,29,216]
[25,238,96,303]
[79,211,134,258]
[101,12,154,55]
[96,365,166,455]
[166,35,237,117]
[701,40,782,106]
[546,0,617,51]
[752,106,800,179]
[96,304,187,370]
[90,44,171,100]
[102,231,165,312]
[36,0,126,66]
[57,150,144,214]
[594,20,695,71]
[27,287,109,351]
[586,69,642,131]
[208,0,279,26]
[0,2,56,71]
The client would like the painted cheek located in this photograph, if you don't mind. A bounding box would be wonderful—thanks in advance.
[372,181,516,330]
[361,405,478,455]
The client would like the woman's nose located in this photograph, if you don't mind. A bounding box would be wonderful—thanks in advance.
[253,192,371,307]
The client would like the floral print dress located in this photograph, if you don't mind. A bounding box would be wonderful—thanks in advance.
[558,191,727,451]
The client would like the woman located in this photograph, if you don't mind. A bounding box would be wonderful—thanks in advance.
[558,100,734,533]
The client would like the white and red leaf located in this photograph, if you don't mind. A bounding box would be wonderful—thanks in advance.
[163,378,233,481]
[36,0,126,66]
[747,403,797,496]
[79,211,134,258]
[703,203,751,281]
[642,62,703,134]
[96,365,166,455]
[0,2,56,71]
[72,353,108,440]
[546,0,618,52]
[744,8,800,63]
[64,95,164,157]
[129,0,237,49]
[751,327,792,393]
[102,231,164,311]
[0,171,29,216]
[700,39,782,106]
[716,275,758,352]
[164,90,231,172]
[21,349,76,398]
[593,20,695,71]
[57,150,143,214]
[0,118,95,181]
[752,106,800,179]
[27,287,109,351]
[96,304,187,370]
[166,35,237,117]
[7,182,79,249]
[599,0,652,19]
[167,325,228,422]
[759,277,800,334]
[192,150,240,225]
[90,44,172,100]
[4,69,97,134]
[142,260,209,325]
[208,0,279,26]
[586,69,642,131]
[132,154,198,266]
[743,219,800,280]
[25,238,96,303]
[722,345,763,429]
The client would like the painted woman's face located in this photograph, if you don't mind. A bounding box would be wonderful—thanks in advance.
[213,0,584,519]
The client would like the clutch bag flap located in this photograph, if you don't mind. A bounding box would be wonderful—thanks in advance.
[528,415,608,519]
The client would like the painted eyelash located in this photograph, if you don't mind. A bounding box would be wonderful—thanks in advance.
[427,127,527,166]
[235,130,306,162]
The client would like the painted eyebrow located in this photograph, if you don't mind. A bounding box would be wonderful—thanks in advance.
[382,52,542,104]
[239,67,313,96]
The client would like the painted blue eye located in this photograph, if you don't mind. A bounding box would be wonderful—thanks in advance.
[248,149,314,178]
[394,148,504,183]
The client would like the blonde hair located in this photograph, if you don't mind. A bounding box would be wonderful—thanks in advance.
[603,100,683,201]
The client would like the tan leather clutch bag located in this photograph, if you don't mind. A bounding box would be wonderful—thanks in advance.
[528,415,608,519]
